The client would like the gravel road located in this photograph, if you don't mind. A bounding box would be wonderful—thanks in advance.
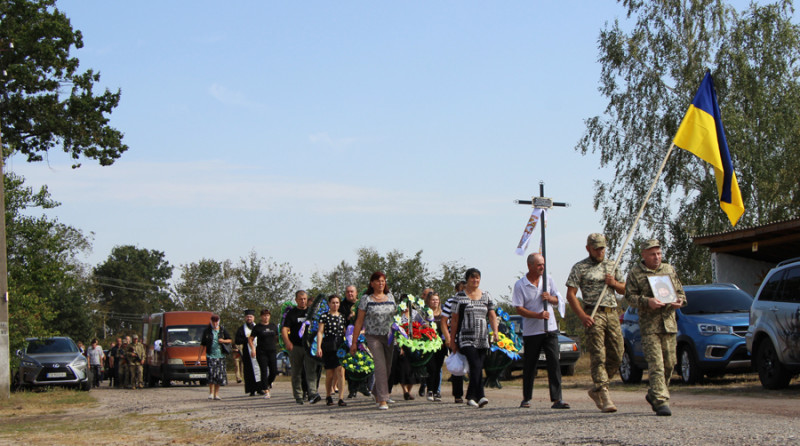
[91,377,800,445]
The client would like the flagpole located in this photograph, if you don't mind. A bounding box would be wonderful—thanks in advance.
[590,143,677,319]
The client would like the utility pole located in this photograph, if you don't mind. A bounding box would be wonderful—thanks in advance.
[515,182,568,333]
[0,130,9,399]
[0,39,16,399]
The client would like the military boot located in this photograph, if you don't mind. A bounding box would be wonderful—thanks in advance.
[599,388,618,413]
[588,388,603,410]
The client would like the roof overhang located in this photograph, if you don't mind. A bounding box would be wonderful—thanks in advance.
[692,217,800,263]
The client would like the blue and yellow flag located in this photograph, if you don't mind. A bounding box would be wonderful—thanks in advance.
[673,72,744,226]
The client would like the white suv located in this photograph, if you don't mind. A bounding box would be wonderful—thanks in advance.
[746,257,800,389]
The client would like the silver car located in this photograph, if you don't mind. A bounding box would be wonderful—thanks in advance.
[746,257,800,389]
[15,337,91,391]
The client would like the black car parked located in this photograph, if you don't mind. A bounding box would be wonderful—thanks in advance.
[503,315,581,377]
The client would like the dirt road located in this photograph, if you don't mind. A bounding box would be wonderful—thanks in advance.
[89,375,800,445]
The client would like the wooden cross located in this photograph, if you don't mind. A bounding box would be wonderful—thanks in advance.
[515,182,568,333]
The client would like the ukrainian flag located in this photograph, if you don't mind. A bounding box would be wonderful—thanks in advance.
[673,72,744,226]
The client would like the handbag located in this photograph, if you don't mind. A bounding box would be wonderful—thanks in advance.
[220,342,232,355]
[445,352,469,376]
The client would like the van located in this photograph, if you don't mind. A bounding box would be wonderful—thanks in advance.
[143,311,213,387]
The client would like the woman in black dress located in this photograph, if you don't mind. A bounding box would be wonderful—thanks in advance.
[248,309,279,398]
[316,295,347,406]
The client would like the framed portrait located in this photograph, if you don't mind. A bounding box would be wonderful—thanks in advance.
[648,275,677,304]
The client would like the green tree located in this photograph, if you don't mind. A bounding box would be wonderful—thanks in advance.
[354,247,429,297]
[578,0,800,282]
[172,258,240,333]
[234,250,301,320]
[309,260,359,297]
[5,171,92,357]
[0,0,127,166]
[427,260,468,299]
[94,245,173,335]
[310,248,467,300]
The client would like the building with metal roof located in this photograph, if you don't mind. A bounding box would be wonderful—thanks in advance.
[692,217,800,296]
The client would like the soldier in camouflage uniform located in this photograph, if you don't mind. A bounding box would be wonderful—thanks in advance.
[566,233,626,413]
[129,334,146,389]
[624,239,686,417]
[118,336,130,388]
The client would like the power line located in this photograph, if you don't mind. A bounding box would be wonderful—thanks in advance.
[93,281,169,293]
[92,275,166,289]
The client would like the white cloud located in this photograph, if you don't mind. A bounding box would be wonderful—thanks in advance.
[9,160,494,217]
[308,132,358,149]
[208,83,264,110]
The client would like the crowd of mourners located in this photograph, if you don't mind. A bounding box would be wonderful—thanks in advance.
[89,234,686,417]
[76,334,148,390]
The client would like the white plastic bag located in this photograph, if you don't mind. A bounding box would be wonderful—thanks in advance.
[445,352,469,376]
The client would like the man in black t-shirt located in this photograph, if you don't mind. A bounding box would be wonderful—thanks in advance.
[108,339,120,387]
[281,290,321,404]
[249,309,279,396]
[341,285,359,326]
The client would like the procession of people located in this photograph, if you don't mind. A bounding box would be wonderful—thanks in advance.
[189,234,685,417]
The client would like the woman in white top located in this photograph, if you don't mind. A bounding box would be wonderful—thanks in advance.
[350,271,396,410]
[448,268,499,408]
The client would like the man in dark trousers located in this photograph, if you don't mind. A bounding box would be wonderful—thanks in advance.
[282,290,321,404]
[512,253,570,410]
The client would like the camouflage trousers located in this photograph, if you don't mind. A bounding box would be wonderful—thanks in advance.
[128,364,143,388]
[641,332,676,407]
[585,308,624,391]
[117,364,129,388]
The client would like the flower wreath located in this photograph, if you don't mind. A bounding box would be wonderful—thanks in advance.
[301,294,330,359]
[489,307,522,360]
[337,325,375,381]
[335,324,375,381]
[391,294,443,355]
[277,300,297,351]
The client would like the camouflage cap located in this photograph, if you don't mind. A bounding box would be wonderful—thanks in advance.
[641,239,661,251]
[587,233,607,249]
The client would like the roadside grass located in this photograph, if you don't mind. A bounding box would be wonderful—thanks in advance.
[0,385,386,446]
[0,388,219,445]
[1,387,95,418]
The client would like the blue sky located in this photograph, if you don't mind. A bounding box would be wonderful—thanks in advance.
[11,1,635,300]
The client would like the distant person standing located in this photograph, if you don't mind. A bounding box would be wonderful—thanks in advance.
[231,344,243,384]
[235,310,262,396]
[440,281,467,403]
[128,334,146,389]
[424,291,445,402]
[200,314,232,400]
[512,254,570,410]
[120,336,132,388]
[283,290,322,404]
[565,233,626,412]
[86,339,105,388]
[108,338,120,387]
[624,239,687,416]
[341,285,369,398]
[417,288,434,398]
[249,309,279,399]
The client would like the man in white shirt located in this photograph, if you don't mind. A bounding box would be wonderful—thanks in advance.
[512,253,570,409]
[86,339,105,388]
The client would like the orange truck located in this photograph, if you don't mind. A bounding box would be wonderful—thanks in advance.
[142,311,213,387]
